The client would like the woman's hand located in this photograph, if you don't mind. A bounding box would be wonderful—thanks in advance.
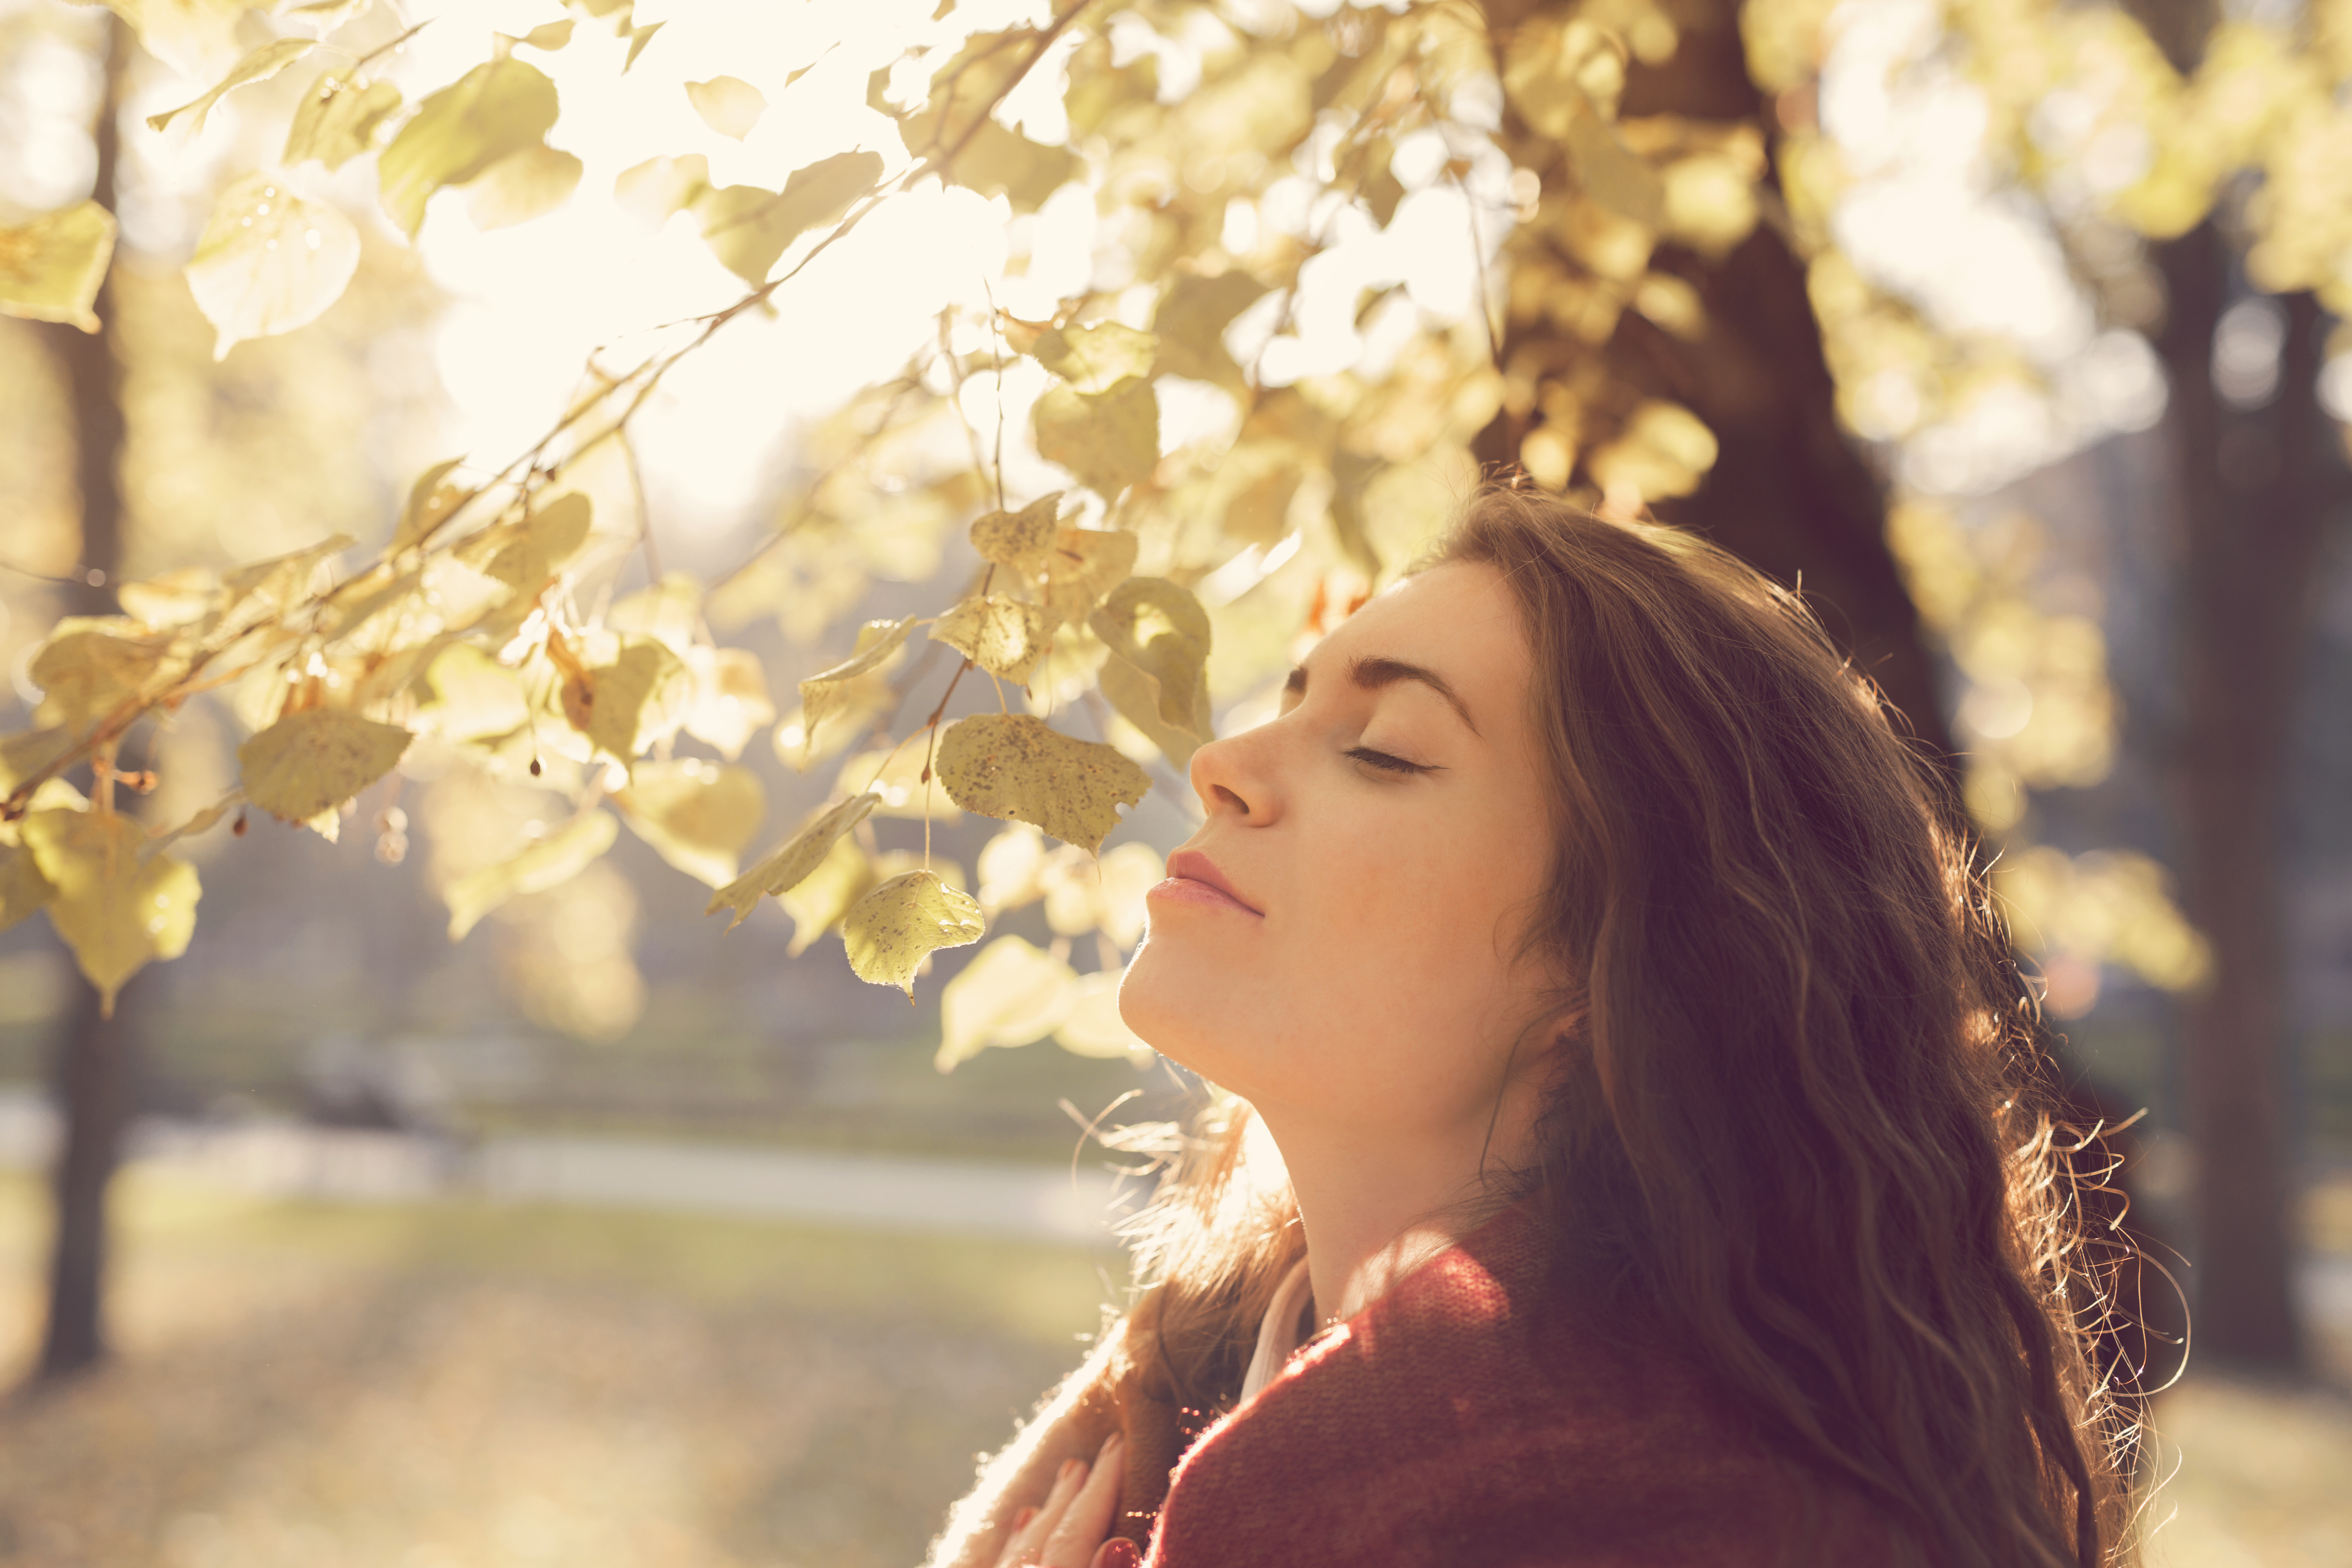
[989,1432,1134,1568]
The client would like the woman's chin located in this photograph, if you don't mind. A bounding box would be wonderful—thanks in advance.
[1116,936,1224,1074]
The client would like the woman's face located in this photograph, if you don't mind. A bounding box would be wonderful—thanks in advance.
[1120,560,1558,1143]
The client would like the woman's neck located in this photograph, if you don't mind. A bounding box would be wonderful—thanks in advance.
[1258,1107,1513,1329]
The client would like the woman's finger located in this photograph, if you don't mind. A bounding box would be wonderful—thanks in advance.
[1005,1455,1090,1566]
[1041,1434,1125,1568]
[989,1506,1039,1568]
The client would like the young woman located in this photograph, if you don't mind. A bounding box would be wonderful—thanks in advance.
[926,489,2140,1568]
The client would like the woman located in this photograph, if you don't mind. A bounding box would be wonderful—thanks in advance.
[927,489,2140,1568]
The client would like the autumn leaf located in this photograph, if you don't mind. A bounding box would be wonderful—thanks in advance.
[842,869,984,995]
[415,643,529,743]
[0,200,118,334]
[1152,272,1268,390]
[777,831,872,955]
[31,619,184,735]
[185,173,361,360]
[1033,375,1159,497]
[0,843,57,933]
[472,493,593,588]
[392,457,470,552]
[615,153,710,226]
[682,646,775,761]
[798,615,914,755]
[934,713,1150,854]
[147,37,315,136]
[20,808,200,1014]
[445,809,619,940]
[559,636,692,762]
[1088,577,1212,735]
[283,73,401,169]
[929,595,1053,683]
[685,76,765,140]
[705,791,878,932]
[936,934,1076,1070]
[1034,322,1156,392]
[968,492,1061,573]
[378,59,561,238]
[691,150,883,286]
[465,143,584,230]
[238,708,413,823]
[617,758,766,888]
[1041,527,1140,624]
[947,119,1080,211]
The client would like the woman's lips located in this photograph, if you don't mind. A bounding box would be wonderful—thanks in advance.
[1148,875,1260,914]
[1152,850,1263,915]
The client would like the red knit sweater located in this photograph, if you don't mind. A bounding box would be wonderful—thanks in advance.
[1145,1203,1903,1567]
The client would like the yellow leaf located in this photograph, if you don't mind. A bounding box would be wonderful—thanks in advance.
[934,713,1150,854]
[559,636,691,761]
[518,18,572,50]
[283,72,401,170]
[21,808,200,1014]
[31,619,183,734]
[444,808,618,940]
[947,118,1080,211]
[935,934,1076,1071]
[679,646,774,762]
[779,831,872,955]
[798,615,915,753]
[1088,577,1212,735]
[969,492,1062,573]
[378,59,561,238]
[146,36,314,135]
[617,758,765,887]
[416,642,530,743]
[705,791,878,932]
[929,594,1054,683]
[464,143,583,230]
[1035,322,1156,393]
[392,456,470,552]
[1041,527,1139,623]
[470,492,592,588]
[281,0,371,31]
[615,153,710,226]
[117,568,218,628]
[184,172,360,360]
[0,843,57,932]
[889,27,1042,158]
[624,20,663,71]
[0,728,75,800]
[139,790,242,863]
[685,75,766,140]
[691,150,883,286]
[1053,971,1153,1062]
[238,707,412,823]
[0,200,117,334]
[1153,272,1268,391]
[1098,654,1209,770]
[1034,375,1159,497]
[843,869,984,996]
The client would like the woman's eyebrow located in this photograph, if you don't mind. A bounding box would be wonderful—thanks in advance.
[1283,656,1480,736]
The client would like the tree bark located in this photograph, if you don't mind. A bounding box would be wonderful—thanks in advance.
[34,8,132,1387]
[2153,220,2336,1372]
[1472,0,1955,766]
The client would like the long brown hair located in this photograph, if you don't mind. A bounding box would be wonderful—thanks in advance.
[1105,488,2140,1566]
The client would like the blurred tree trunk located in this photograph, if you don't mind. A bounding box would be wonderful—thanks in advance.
[2151,221,2335,1372]
[1471,0,1955,767]
[35,9,132,1385]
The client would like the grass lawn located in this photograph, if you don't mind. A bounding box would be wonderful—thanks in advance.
[0,1169,2344,1567]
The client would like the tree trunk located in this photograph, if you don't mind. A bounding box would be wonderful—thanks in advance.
[34,9,132,1387]
[1472,0,1954,766]
[2154,220,2336,1372]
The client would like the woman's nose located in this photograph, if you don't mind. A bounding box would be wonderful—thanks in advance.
[1188,726,1278,822]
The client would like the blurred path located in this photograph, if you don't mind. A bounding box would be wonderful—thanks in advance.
[0,1089,1127,1244]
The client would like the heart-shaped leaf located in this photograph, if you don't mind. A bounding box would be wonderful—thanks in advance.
[935,713,1150,855]
[843,868,984,996]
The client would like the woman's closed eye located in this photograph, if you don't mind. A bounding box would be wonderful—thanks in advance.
[1346,745,1439,777]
